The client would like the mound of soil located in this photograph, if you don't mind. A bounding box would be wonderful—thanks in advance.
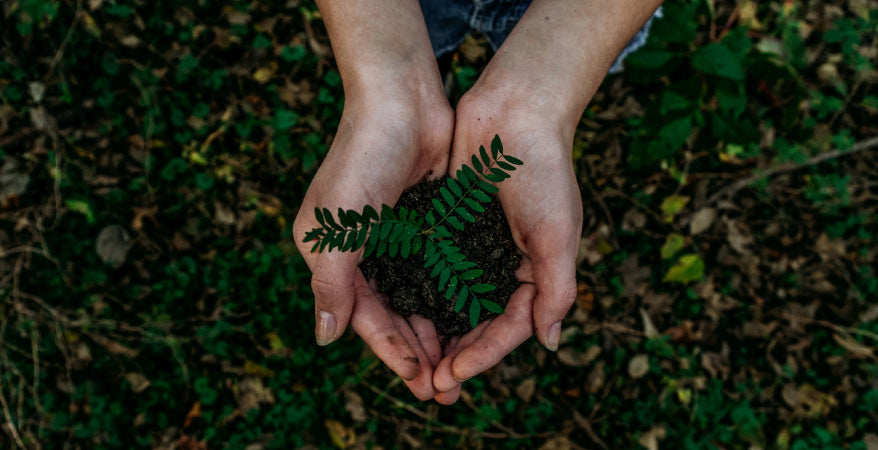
[360,177,521,337]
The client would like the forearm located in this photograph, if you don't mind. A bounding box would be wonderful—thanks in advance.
[472,0,664,131]
[315,0,445,105]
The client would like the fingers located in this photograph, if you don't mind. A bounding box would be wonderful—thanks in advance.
[308,252,361,346]
[530,250,577,352]
[407,315,442,367]
[391,313,438,400]
[349,276,421,381]
[432,284,537,402]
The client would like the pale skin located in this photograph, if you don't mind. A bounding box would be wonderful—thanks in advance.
[292,0,664,403]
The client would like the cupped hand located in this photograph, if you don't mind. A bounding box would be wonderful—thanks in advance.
[432,90,583,404]
[293,95,453,400]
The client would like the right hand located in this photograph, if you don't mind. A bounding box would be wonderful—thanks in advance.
[292,93,453,400]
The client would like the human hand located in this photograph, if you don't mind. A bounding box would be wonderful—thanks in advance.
[293,93,453,400]
[431,89,583,405]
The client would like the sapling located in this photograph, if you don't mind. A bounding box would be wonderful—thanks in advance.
[304,135,522,328]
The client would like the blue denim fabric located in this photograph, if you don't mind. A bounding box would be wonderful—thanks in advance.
[419,0,662,74]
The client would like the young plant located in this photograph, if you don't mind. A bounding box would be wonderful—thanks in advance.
[304,135,522,328]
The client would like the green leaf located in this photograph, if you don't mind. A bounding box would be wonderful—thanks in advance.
[323,208,343,230]
[453,261,477,271]
[462,164,479,183]
[484,173,504,183]
[471,155,483,174]
[380,204,395,221]
[661,233,686,259]
[692,42,745,80]
[477,181,499,194]
[460,269,483,280]
[469,300,481,328]
[491,135,502,158]
[347,209,363,224]
[331,231,345,251]
[342,230,357,251]
[470,284,496,294]
[434,226,452,238]
[376,238,388,257]
[338,208,354,227]
[504,155,523,165]
[363,205,379,221]
[379,222,393,240]
[400,237,411,258]
[432,198,447,216]
[425,210,436,226]
[480,299,504,314]
[456,207,475,223]
[389,223,406,241]
[479,145,490,167]
[497,161,516,171]
[304,228,323,242]
[457,168,472,187]
[388,239,399,257]
[438,267,452,290]
[455,286,469,312]
[412,236,422,254]
[424,251,441,268]
[490,168,509,179]
[354,224,369,250]
[447,216,464,230]
[440,186,455,207]
[660,195,690,222]
[310,241,320,253]
[445,252,465,263]
[664,254,705,283]
[447,177,462,197]
[445,276,458,300]
[464,197,485,213]
[315,207,325,226]
[471,189,491,203]
[430,260,446,278]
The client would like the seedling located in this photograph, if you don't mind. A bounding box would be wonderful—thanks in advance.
[304,135,522,328]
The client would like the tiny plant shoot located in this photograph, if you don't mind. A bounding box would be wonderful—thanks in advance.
[304,135,522,328]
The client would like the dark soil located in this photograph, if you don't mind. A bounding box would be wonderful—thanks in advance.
[360,178,521,337]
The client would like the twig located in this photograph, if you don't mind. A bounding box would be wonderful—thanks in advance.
[701,135,878,207]
[0,323,27,449]
[44,0,82,81]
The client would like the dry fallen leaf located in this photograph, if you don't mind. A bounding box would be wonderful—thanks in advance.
[628,354,650,379]
[125,372,150,393]
[516,377,537,403]
[637,425,667,450]
[96,224,132,267]
[689,207,716,235]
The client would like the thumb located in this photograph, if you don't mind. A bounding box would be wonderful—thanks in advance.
[309,252,359,346]
[531,251,577,352]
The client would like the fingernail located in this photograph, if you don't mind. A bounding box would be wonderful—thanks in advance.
[316,311,337,346]
[546,321,561,352]
[453,375,471,383]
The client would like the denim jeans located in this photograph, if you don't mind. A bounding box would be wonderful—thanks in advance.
[419,0,662,73]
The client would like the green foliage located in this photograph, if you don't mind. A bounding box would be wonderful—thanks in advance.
[305,135,521,328]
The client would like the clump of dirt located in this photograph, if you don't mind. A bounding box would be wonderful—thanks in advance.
[360,177,521,337]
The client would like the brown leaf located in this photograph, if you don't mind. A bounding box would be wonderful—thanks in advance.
[538,436,572,450]
[516,377,536,403]
[689,207,716,235]
[832,334,875,359]
[585,361,606,394]
[125,372,150,393]
[89,333,138,357]
[628,354,650,379]
[343,390,367,423]
[96,224,132,267]
[184,402,202,428]
[637,425,667,450]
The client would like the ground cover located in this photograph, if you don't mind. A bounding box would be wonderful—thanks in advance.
[1,0,876,448]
